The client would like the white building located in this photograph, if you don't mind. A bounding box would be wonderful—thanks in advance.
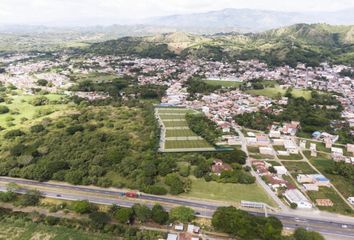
[167,234,178,240]
[259,147,274,156]
[274,166,288,176]
[284,189,312,209]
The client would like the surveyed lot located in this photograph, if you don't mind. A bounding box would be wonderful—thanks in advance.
[246,85,312,100]
[182,177,275,206]
[156,107,215,152]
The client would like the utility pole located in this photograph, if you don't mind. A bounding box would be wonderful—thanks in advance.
[263,204,268,218]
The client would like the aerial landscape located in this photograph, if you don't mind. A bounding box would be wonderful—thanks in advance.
[0,0,354,239]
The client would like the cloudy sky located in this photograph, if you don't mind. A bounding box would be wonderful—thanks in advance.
[1,0,353,26]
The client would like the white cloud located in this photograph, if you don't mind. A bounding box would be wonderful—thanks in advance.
[0,0,353,26]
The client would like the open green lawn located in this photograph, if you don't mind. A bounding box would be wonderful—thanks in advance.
[303,150,331,161]
[157,108,194,114]
[281,161,317,176]
[165,140,213,149]
[0,218,120,240]
[247,146,259,153]
[159,115,186,120]
[71,72,120,83]
[0,94,69,130]
[182,177,275,206]
[249,154,275,160]
[162,120,189,128]
[273,145,287,151]
[307,187,354,216]
[165,129,198,137]
[277,154,303,160]
[310,159,354,199]
[246,85,312,100]
[204,79,243,88]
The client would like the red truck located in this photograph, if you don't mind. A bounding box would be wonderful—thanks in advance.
[125,192,141,198]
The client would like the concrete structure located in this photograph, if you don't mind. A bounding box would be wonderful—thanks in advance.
[284,139,299,154]
[347,144,354,154]
[297,174,314,184]
[246,137,257,145]
[273,138,285,145]
[331,147,344,155]
[259,147,274,156]
[312,174,331,187]
[300,140,307,149]
[284,189,312,209]
[277,150,290,156]
[274,166,288,176]
[269,130,281,138]
[187,224,200,234]
[175,223,184,231]
[167,234,178,240]
[304,184,319,191]
[256,133,270,146]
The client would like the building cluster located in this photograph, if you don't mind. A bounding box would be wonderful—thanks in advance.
[166,223,200,240]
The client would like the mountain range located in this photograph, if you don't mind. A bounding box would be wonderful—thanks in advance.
[1,8,354,35]
[145,8,354,33]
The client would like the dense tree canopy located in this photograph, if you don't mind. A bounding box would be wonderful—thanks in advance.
[212,206,283,240]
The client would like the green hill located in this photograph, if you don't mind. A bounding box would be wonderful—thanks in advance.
[86,24,354,66]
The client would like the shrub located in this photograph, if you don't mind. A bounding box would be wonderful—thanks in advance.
[30,124,45,133]
[151,204,169,225]
[66,125,84,135]
[115,207,134,224]
[30,96,49,106]
[4,129,25,139]
[0,105,9,114]
[71,200,96,214]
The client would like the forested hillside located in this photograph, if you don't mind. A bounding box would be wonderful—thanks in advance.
[86,24,354,66]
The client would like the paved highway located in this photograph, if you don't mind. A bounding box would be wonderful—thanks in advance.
[0,176,354,239]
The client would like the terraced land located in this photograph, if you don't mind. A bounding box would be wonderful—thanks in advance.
[165,129,198,137]
[163,121,189,127]
[165,140,212,149]
[156,107,215,152]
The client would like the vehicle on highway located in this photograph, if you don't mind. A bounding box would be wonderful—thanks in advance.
[342,225,348,229]
[125,192,141,198]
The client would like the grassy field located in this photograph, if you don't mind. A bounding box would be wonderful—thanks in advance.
[0,93,69,130]
[281,161,317,176]
[165,140,212,149]
[157,108,194,114]
[165,129,198,137]
[303,150,331,161]
[70,72,121,83]
[0,218,120,240]
[204,80,243,88]
[247,146,259,153]
[273,145,286,151]
[249,154,275,160]
[182,177,275,206]
[311,159,354,199]
[246,85,312,100]
[307,187,353,216]
[163,121,189,128]
[159,115,186,120]
[157,107,216,151]
[277,154,303,160]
